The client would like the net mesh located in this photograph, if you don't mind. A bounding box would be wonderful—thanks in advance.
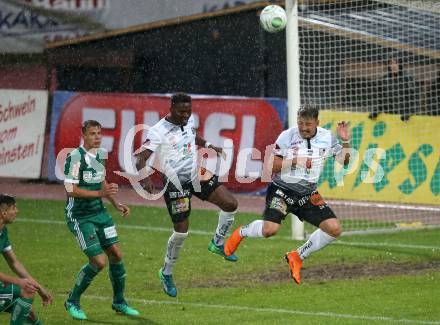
[297,0,440,233]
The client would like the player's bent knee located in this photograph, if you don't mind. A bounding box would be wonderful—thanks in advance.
[320,218,342,238]
[262,228,278,238]
[222,197,238,212]
[107,246,123,262]
[95,261,107,271]
[90,257,107,271]
[110,252,123,263]
[327,226,342,238]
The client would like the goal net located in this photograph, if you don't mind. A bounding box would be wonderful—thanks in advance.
[295,0,440,234]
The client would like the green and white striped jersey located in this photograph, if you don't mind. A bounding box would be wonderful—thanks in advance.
[64,146,107,219]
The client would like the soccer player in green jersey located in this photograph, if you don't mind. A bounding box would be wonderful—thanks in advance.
[63,120,139,320]
[0,194,53,325]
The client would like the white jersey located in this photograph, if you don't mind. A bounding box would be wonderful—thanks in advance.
[272,126,342,193]
[142,115,197,183]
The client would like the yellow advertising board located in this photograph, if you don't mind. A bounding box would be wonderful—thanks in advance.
[317,111,440,205]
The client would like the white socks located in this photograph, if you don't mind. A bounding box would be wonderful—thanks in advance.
[163,231,188,275]
[213,210,236,246]
[297,229,336,260]
[240,220,264,238]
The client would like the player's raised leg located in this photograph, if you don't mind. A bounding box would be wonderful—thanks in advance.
[225,182,286,256]
[204,183,239,262]
[224,219,281,256]
[286,217,342,284]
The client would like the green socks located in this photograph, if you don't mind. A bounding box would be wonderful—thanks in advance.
[109,261,126,303]
[67,261,126,305]
[68,263,99,302]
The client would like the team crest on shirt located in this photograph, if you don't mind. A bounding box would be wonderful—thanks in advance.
[191,127,196,134]
[83,171,93,182]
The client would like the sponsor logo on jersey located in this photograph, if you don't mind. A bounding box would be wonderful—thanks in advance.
[269,197,287,214]
[83,171,93,182]
[168,189,191,199]
[171,198,190,214]
[310,192,326,206]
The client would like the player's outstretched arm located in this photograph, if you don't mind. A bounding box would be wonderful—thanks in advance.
[336,121,351,166]
[195,134,224,157]
[3,249,34,280]
[0,271,37,294]
[2,250,43,294]
[36,285,53,306]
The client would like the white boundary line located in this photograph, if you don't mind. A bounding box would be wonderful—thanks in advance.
[17,218,440,251]
[62,294,440,324]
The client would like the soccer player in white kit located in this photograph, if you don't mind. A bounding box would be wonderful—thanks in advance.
[224,106,351,284]
[135,93,238,297]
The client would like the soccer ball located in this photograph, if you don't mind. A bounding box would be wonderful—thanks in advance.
[259,5,287,33]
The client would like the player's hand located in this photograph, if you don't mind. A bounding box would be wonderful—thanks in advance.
[337,121,351,142]
[116,203,130,218]
[38,287,53,307]
[101,183,118,197]
[17,278,39,294]
[210,145,227,160]
[141,177,155,193]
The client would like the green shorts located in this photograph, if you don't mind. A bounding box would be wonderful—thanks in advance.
[0,281,21,313]
[66,212,119,257]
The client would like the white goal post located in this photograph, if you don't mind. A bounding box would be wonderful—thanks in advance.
[286,0,305,240]
[284,0,440,238]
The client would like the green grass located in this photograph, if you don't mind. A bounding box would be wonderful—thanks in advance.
[0,198,439,324]
[304,218,395,233]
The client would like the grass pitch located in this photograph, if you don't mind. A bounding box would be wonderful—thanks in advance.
[0,199,438,324]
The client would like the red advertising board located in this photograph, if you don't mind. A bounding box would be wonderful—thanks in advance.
[51,93,284,193]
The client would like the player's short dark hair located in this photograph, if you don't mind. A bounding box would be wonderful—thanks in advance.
[297,106,319,119]
[82,120,102,134]
[171,92,191,107]
[0,194,15,207]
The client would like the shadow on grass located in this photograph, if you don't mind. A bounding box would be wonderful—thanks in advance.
[86,315,159,325]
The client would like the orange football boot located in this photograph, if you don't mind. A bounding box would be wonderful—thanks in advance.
[285,251,303,284]
[224,226,244,256]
